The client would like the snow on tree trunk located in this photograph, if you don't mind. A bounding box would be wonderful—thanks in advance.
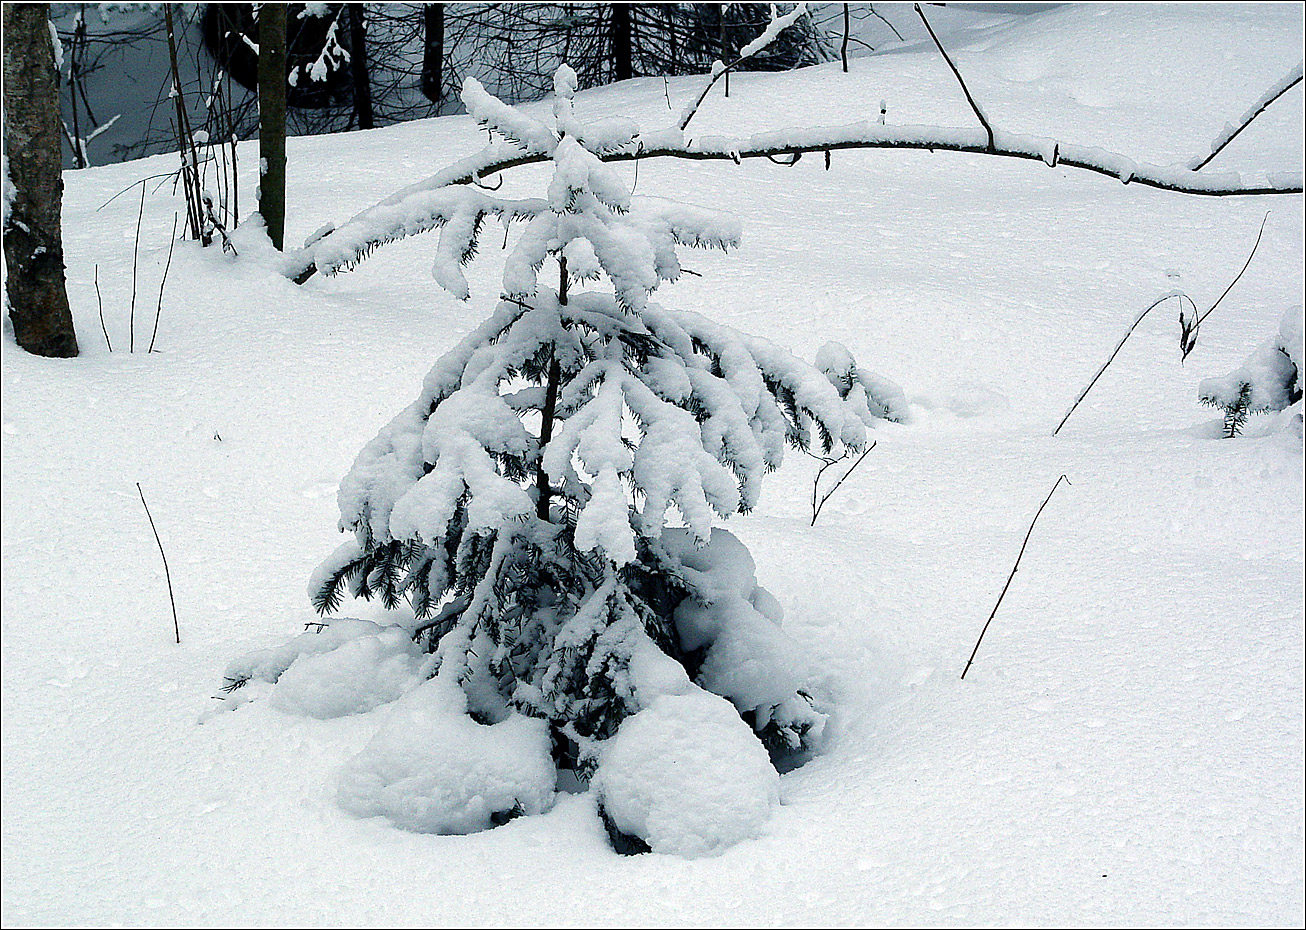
[3,2,79,358]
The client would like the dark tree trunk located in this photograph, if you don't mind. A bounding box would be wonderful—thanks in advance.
[842,4,850,73]
[535,257,567,522]
[347,4,374,130]
[611,4,632,82]
[421,3,444,105]
[258,3,287,250]
[719,3,731,96]
[3,3,80,357]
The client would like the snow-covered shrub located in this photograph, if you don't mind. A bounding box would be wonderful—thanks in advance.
[226,63,901,852]
[663,527,827,764]
[1199,307,1303,436]
[219,618,434,718]
[268,625,427,719]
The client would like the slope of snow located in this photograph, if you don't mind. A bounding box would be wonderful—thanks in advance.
[3,4,1303,925]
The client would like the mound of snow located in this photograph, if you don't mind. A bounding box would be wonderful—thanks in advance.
[336,675,555,835]
[269,626,427,719]
[594,689,779,857]
[222,618,385,688]
[663,528,828,754]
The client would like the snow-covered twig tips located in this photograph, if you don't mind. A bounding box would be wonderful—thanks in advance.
[961,475,1070,680]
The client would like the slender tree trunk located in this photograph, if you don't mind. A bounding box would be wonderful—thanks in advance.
[842,4,850,72]
[347,4,374,129]
[165,5,204,242]
[665,4,678,75]
[68,7,86,168]
[421,3,444,105]
[257,2,287,250]
[3,3,80,357]
[535,257,567,522]
[611,3,632,82]
[719,4,731,97]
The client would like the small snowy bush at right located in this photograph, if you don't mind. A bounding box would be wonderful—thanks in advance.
[1199,306,1303,437]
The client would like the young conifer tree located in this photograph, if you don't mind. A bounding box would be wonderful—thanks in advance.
[309,66,900,778]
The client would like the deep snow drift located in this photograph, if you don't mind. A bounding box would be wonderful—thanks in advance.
[3,4,1303,925]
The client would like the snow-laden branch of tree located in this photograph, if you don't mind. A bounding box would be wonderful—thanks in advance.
[676,3,814,131]
[286,12,1304,284]
[61,112,121,169]
[1189,60,1303,171]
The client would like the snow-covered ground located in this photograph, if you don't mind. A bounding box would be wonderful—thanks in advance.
[3,4,1303,925]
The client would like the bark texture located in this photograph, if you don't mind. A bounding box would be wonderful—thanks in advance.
[3,3,79,357]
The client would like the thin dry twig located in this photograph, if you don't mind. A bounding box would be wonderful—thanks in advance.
[809,442,876,526]
[1053,292,1187,437]
[148,213,180,353]
[137,483,180,645]
[961,475,1070,680]
[678,4,810,131]
[129,183,145,353]
[915,3,995,151]
[1179,210,1271,358]
[1191,63,1303,171]
[94,264,111,352]
[1056,212,1271,436]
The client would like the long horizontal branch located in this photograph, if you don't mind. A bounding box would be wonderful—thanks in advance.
[289,124,1303,283]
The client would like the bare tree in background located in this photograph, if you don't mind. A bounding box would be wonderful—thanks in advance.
[258,3,287,250]
[3,2,80,357]
[347,4,375,129]
[422,3,444,105]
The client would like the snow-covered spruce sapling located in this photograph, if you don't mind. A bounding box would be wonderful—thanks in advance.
[242,68,901,851]
[1199,307,1303,437]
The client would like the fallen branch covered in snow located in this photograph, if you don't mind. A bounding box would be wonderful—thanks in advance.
[285,13,1304,285]
[289,123,1303,284]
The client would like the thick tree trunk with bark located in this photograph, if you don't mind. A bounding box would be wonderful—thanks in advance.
[258,3,287,250]
[421,3,444,105]
[347,5,374,130]
[3,3,79,357]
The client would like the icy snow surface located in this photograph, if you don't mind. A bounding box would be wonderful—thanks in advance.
[3,4,1303,925]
